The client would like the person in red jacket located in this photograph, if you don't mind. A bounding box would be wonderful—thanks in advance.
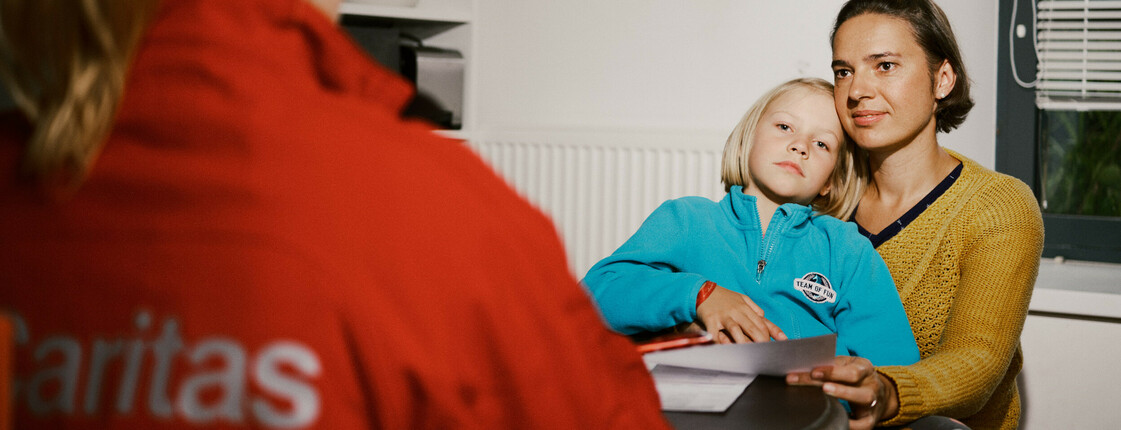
[0,0,669,428]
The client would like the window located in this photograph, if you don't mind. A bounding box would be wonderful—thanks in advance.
[998,0,1121,263]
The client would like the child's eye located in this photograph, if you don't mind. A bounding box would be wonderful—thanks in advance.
[778,124,791,132]
[815,141,830,150]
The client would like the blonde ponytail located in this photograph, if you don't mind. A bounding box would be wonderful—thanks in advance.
[0,0,157,189]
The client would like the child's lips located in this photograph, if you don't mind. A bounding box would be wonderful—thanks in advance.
[775,161,804,177]
[852,110,886,126]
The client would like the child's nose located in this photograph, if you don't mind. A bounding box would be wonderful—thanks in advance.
[788,142,808,158]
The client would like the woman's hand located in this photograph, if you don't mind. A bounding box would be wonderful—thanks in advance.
[786,356,898,430]
[695,285,786,344]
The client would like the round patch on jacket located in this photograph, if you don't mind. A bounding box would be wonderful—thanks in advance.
[794,272,836,303]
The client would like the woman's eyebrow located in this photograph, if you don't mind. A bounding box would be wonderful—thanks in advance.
[866,51,900,62]
[832,52,902,69]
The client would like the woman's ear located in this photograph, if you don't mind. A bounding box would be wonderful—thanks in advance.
[934,60,956,100]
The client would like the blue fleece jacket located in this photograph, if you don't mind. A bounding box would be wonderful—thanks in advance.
[582,186,919,366]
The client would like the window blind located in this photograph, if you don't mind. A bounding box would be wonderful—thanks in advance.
[1036,0,1121,110]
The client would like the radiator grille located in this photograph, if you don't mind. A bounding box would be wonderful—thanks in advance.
[466,131,726,277]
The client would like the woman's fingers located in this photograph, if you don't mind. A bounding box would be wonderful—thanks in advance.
[807,356,873,384]
[829,357,875,384]
[789,357,867,386]
[848,415,876,430]
[785,372,824,386]
[840,384,880,430]
[824,381,879,430]
[823,381,875,405]
[789,356,889,429]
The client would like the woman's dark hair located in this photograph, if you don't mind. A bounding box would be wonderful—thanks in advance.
[831,0,974,133]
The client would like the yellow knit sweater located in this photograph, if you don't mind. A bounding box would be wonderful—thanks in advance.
[874,150,1044,430]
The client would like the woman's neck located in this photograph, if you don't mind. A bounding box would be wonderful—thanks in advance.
[866,138,957,205]
[856,135,960,233]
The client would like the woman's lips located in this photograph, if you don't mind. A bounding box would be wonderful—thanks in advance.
[852,110,885,126]
[775,161,804,177]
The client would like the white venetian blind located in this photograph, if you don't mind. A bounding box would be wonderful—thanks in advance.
[1036,0,1121,110]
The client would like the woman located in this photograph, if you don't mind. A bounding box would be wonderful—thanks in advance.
[0,0,668,428]
[787,1,1044,430]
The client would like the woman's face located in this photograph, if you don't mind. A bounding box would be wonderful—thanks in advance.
[831,13,954,152]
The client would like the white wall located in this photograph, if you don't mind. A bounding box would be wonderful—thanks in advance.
[473,0,996,167]
[935,0,997,168]
[1019,312,1121,429]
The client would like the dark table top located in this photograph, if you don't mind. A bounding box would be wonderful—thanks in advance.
[663,375,848,430]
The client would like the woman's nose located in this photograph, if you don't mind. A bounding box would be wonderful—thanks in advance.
[847,71,873,101]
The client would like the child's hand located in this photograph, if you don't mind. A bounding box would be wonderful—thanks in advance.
[696,285,787,344]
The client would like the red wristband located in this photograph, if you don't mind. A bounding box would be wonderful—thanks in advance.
[696,281,717,309]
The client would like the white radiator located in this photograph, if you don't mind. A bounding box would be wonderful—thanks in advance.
[464,129,727,278]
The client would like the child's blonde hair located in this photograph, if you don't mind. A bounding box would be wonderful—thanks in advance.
[720,77,868,220]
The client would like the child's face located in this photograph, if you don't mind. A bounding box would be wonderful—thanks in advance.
[745,88,843,206]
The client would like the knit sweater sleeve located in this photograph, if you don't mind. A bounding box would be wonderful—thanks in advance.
[878,178,1044,426]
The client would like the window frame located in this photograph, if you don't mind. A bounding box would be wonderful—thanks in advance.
[997,0,1121,264]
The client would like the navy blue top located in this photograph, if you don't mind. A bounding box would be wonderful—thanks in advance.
[855,162,964,248]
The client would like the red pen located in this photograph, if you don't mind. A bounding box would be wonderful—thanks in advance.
[635,330,715,354]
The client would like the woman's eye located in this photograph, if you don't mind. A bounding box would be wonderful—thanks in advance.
[877,62,896,72]
[833,69,850,79]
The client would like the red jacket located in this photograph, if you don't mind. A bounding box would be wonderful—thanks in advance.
[0,0,668,428]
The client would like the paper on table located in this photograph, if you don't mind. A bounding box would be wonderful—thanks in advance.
[650,365,755,412]
[643,334,836,376]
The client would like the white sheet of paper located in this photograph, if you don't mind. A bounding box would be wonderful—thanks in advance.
[650,365,755,412]
[642,334,836,376]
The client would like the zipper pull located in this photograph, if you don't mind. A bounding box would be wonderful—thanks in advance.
[757,260,766,275]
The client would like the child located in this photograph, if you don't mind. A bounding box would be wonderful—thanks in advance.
[582,78,919,367]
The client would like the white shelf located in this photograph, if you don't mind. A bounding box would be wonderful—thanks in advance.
[340,0,475,131]
[340,2,472,23]
[1030,258,1121,319]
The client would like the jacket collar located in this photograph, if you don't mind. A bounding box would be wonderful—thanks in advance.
[292,1,415,112]
[724,185,813,232]
[144,0,414,113]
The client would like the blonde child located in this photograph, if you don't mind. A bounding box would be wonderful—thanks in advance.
[583,78,918,366]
